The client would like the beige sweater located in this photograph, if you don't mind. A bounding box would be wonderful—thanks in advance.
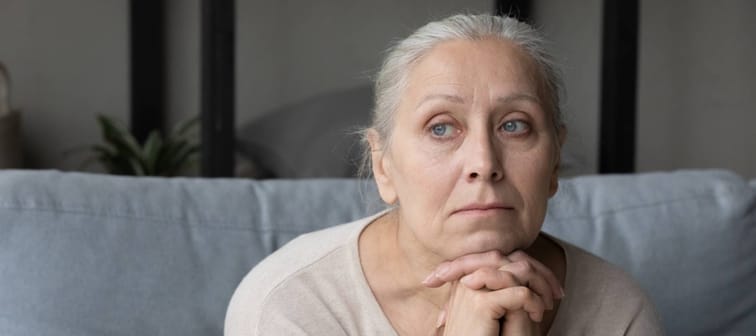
[225,213,664,335]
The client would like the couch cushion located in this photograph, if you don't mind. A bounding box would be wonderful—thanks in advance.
[0,170,380,336]
[543,170,756,335]
[0,169,754,336]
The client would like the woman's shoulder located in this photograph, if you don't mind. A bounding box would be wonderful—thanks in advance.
[558,240,647,298]
[224,216,371,335]
[232,216,369,290]
[254,219,364,284]
[549,238,665,335]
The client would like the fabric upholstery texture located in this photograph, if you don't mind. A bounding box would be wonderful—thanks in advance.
[541,170,756,335]
[0,169,753,335]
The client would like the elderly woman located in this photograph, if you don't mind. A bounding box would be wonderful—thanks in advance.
[226,14,663,335]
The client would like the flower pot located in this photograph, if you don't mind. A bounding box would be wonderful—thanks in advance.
[0,109,23,168]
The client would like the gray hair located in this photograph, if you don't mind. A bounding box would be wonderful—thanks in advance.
[359,13,565,177]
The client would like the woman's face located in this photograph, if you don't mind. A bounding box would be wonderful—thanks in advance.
[371,38,563,260]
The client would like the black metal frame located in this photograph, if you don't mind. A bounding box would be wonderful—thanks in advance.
[129,0,165,143]
[200,0,235,177]
[495,0,531,22]
[599,0,639,173]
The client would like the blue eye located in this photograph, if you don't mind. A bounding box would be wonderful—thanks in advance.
[501,120,530,134]
[431,123,454,137]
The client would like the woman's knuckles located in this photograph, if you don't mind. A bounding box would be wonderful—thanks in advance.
[483,250,506,264]
[510,286,533,302]
[477,285,544,314]
[458,250,507,269]
[463,268,524,291]
[505,256,563,301]
[508,250,529,260]
[501,260,533,276]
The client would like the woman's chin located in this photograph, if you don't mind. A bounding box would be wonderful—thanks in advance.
[451,232,522,257]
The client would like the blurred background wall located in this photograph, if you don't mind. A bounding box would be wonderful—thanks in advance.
[0,0,128,171]
[0,0,754,177]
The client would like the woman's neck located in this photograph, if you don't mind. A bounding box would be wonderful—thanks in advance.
[360,210,452,308]
[359,210,450,335]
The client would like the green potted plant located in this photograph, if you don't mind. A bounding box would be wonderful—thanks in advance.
[84,114,200,176]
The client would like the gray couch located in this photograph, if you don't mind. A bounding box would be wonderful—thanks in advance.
[1,169,754,335]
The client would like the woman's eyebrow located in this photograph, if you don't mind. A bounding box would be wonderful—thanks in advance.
[415,93,541,110]
[497,93,541,105]
[416,93,465,109]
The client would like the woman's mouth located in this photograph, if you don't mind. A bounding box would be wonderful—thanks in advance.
[452,203,514,216]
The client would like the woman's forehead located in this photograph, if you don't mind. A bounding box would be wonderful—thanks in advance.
[404,38,544,101]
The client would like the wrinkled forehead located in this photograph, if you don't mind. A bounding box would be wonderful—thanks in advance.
[400,38,550,109]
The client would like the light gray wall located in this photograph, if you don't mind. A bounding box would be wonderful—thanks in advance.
[234,0,493,127]
[636,0,756,177]
[532,0,603,176]
[3,1,753,178]
[534,0,756,178]
[0,0,128,170]
[165,0,495,174]
[165,0,200,129]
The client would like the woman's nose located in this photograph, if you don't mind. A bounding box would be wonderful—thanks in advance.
[468,170,500,180]
[465,133,503,182]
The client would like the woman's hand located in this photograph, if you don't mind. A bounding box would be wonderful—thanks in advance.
[440,275,545,335]
[424,250,563,335]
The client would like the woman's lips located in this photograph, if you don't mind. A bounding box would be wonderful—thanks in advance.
[452,203,514,215]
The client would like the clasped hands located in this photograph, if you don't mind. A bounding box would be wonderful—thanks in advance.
[422,250,564,335]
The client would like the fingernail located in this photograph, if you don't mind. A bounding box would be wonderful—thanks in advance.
[435,310,446,328]
[557,287,565,299]
[460,274,471,286]
[422,273,435,285]
[436,264,450,277]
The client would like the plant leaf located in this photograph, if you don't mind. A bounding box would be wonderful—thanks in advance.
[96,114,150,175]
[170,115,200,137]
[127,157,145,176]
[81,114,201,176]
[97,115,143,161]
[155,139,193,176]
[142,130,164,175]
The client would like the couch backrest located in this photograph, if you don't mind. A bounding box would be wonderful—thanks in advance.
[542,170,756,335]
[0,170,753,335]
[0,171,380,336]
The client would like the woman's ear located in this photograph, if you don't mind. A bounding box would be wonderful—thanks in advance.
[367,129,398,204]
[557,125,567,148]
[548,161,560,197]
[548,125,567,197]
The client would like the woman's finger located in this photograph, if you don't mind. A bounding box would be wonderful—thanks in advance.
[483,286,546,323]
[461,264,554,310]
[423,250,507,287]
[459,267,520,290]
[500,310,541,336]
[497,261,555,309]
[507,250,564,299]
[422,249,562,304]
[440,282,545,334]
